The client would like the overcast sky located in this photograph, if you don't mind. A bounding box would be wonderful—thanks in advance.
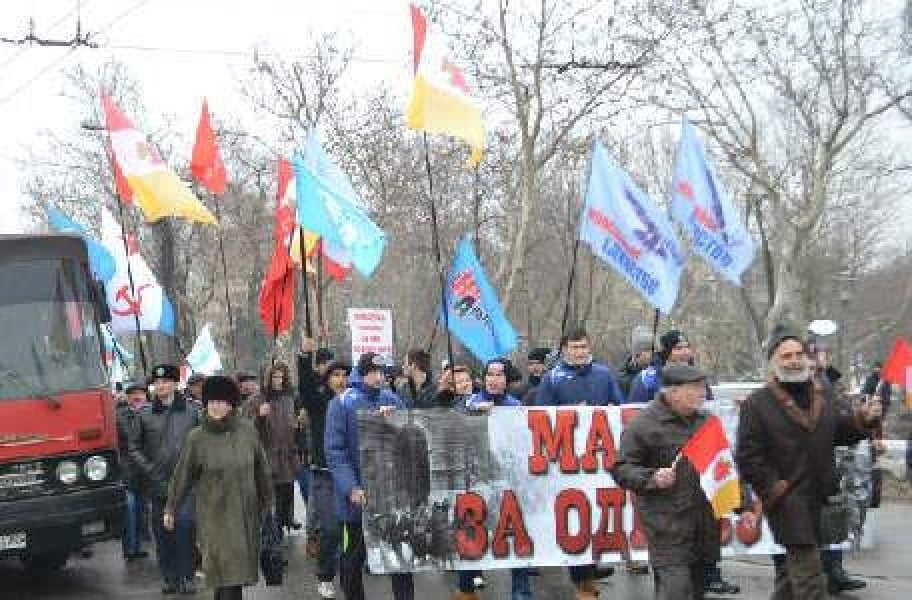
[0,0,413,233]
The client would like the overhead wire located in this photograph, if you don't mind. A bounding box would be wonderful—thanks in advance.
[0,0,90,70]
[0,0,149,107]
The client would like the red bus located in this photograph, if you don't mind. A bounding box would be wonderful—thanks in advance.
[0,234,124,572]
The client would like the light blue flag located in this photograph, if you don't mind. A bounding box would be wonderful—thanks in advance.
[186,324,222,375]
[671,119,756,284]
[47,207,117,282]
[443,236,518,362]
[579,139,685,314]
[294,130,386,277]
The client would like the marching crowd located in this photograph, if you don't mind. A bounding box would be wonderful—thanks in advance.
[114,324,891,600]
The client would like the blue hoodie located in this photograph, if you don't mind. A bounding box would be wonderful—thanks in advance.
[460,389,522,412]
[626,357,715,404]
[534,359,624,406]
[324,381,406,522]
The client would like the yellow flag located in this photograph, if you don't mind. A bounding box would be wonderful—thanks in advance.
[289,227,319,273]
[406,4,485,167]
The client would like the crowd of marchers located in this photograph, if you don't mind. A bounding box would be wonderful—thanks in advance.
[112,322,897,600]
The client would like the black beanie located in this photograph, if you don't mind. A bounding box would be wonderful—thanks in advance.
[659,330,688,360]
[202,375,241,406]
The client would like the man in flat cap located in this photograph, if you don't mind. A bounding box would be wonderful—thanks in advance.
[185,373,206,409]
[236,371,260,417]
[613,364,721,599]
[735,326,882,600]
[127,363,201,594]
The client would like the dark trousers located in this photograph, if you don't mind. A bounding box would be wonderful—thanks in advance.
[150,496,195,582]
[312,470,340,582]
[122,489,146,556]
[772,545,827,600]
[653,563,704,600]
[340,520,413,600]
[568,564,596,584]
[274,482,295,528]
[213,585,243,600]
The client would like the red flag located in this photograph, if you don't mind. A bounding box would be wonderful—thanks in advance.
[258,158,298,336]
[191,99,228,195]
[882,337,912,386]
[106,145,133,204]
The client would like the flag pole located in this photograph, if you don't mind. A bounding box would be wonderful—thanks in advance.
[421,133,455,371]
[315,241,326,345]
[298,227,313,338]
[113,199,149,378]
[651,308,661,354]
[560,238,581,338]
[211,198,238,371]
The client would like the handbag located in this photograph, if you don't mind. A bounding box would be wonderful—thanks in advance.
[260,512,285,586]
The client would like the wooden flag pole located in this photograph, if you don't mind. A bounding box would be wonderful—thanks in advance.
[421,133,455,371]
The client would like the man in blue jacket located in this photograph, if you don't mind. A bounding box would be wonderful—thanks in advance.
[325,352,413,600]
[534,327,623,599]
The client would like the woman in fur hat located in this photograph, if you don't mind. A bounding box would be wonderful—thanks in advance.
[165,376,273,600]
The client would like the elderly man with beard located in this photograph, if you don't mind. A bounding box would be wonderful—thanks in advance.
[735,327,882,600]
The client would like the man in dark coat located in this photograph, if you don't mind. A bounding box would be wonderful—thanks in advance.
[514,347,550,405]
[398,349,438,409]
[618,338,653,399]
[735,328,882,600]
[613,365,721,599]
[127,364,201,594]
[118,382,149,561]
[299,336,350,598]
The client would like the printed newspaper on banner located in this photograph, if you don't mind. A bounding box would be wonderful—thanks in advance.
[348,308,393,365]
[359,397,784,574]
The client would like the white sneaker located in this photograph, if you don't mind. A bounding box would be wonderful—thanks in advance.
[317,581,336,598]
[473,575,486,589]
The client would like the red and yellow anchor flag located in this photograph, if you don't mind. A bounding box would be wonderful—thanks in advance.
[405,3,485,166]
[102,94,216,225]
[680,415,741,518]
[191,98,228,195]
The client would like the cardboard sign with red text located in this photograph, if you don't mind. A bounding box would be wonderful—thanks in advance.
[348,308,394,365]
[359,403,782,574]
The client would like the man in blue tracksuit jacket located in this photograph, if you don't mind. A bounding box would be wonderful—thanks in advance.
[534,327,623,599]
[454,358,533,600]
[324,352,412,600]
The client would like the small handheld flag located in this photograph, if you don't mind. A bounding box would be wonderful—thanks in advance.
[680,415,741,518]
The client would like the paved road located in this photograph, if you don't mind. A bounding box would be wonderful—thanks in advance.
[3,502,910,599]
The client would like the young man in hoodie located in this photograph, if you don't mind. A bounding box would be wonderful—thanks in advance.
[325,352,413,600]
[534,327,623,600]
[453,359,533,600]
[299,336,350,598]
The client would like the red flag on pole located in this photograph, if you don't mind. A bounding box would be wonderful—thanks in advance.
[881,337,912,386]
[258,158,297,336]
[191,99,228,195]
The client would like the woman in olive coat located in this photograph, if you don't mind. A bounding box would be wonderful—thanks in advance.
[165,376,273,600]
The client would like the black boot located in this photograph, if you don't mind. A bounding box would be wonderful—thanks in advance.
[161,578,179,594]
[827,563,866,594]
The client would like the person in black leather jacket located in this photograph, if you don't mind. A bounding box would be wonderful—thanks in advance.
[127,364,200,595]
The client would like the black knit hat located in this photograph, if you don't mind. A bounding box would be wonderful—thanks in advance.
[527,347,550,363]
[315,348,335,365]
[659,330,688,360]
[322,360,352,380]
[124,382,147,395]
[357,352,386,376]
[187,373,206,386]
[202,375,241,406]
[766,325,803,359]
[236,371,258,383]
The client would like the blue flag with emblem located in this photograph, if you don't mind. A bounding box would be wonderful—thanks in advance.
[671,118,755,284]
[443,236,518,362]
[294,130,386,277]
[579,139,685,313]
[47,206,117,282]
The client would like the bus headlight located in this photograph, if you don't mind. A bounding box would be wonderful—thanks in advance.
[56,460,81,485]
[84,456,109,482]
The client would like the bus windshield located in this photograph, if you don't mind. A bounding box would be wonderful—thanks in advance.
[0,258,107,400]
